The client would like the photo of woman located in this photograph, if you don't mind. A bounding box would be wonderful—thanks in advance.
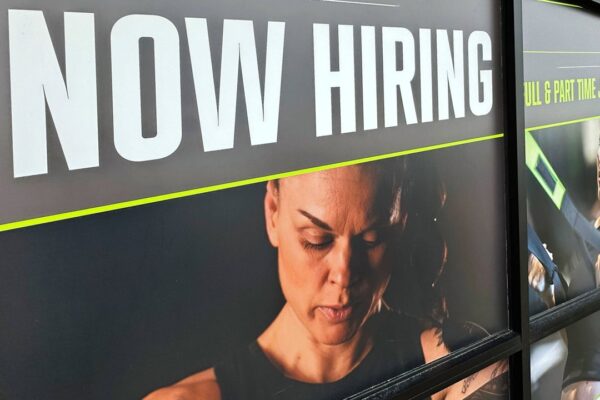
[146,155,507,400]
[0,139,508,399]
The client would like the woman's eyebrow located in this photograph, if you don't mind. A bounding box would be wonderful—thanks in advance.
[297,209,332,231]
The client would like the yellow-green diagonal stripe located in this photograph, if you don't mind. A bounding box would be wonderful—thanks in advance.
[535,0,582,8]
[0,132,504,233]
[527,115,600,132]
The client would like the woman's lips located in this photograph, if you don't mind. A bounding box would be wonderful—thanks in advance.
[317,305,354,323]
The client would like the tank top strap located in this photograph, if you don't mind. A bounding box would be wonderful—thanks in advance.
[214,342,291,400]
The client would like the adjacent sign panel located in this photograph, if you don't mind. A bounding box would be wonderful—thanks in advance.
[524,1,600,398]
[523,0,600,313]
[0,0,508,399]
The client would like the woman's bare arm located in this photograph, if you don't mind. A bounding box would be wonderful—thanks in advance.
[143,368,221,400]
[442,360,508,399]
[421,327,508,400]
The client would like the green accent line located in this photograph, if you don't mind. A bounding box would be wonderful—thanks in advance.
[527,115,600,131]
[524,50,600,54]
[0,133,504,233]
[525,131,566,209]
[536,0,582,8]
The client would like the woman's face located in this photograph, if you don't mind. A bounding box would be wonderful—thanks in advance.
[264,165,402,345]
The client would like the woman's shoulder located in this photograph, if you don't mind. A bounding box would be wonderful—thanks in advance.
[143,368,221,400]
[420,326,450,364]
[419,325,509,400]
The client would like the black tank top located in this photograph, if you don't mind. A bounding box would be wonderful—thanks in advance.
[214,311,425,400]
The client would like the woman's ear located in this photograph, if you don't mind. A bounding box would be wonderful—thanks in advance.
[264,181,280,247]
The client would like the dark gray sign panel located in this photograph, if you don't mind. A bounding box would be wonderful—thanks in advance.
[0,0,502,229]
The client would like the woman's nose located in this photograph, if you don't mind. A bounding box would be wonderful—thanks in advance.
[328,241,359,287]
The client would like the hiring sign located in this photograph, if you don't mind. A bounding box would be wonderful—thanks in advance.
[0,0,502,228]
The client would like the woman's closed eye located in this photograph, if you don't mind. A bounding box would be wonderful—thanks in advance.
[361,230,384,248]
[300,230,333,251]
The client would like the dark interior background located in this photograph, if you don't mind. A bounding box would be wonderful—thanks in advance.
[0,139,508,400]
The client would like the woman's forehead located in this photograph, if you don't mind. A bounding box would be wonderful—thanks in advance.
[277,165,397,211]
[281,165,382,190]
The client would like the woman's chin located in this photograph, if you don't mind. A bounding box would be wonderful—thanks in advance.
[310,321,360,345]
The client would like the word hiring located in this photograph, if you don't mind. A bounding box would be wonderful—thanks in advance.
[314,25,493,136]
[8,10,493,178]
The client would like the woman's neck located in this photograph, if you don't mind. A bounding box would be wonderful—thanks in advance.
[257,303,374,383]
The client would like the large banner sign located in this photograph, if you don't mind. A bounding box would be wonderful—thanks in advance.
[0,1,509,399]
[0,0,502,229]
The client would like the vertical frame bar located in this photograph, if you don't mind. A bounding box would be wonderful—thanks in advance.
[502,0,530,398]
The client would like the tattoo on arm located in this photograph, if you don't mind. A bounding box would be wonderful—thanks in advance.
[461,372,479,394]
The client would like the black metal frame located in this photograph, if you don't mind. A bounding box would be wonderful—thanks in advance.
[348,0,600,399]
